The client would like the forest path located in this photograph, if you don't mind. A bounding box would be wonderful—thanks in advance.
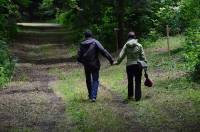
[0,22,147,131]
[0,63,72,131]
[49,61,147,132]
[11,23,76,64]
[0,23,74,131]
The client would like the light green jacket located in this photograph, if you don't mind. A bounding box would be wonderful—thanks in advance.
[116,39,147,66]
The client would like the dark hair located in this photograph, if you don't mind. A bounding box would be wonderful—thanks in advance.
[84,29,92,38]
[128,32,136,39]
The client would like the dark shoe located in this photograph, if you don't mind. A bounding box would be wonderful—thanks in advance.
[128,96,134,100]
[88,95,92,100]
[123,99,129,104]
[135,98,141,101]
[123,97,134,104]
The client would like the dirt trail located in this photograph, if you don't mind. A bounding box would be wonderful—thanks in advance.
[0,63,71,131]
[99,84,146,132]
[0,22,145,131]
[0,23,72,131]
[51,61,146,132]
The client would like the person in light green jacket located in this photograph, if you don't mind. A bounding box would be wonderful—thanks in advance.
[114,32,147,101]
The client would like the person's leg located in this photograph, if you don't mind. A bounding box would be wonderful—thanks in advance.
[91,70,99,100]
[84,68,92,99]
[134,65,142,101]
[126,66,134,99]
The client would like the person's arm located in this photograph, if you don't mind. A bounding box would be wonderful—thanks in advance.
[96,40,114,65]
[77,44,83,63]
[139,45,147,62]
[116,44,127,64]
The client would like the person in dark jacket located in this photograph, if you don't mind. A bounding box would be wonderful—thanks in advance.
[114,32,147,101]
[77,30,114,102]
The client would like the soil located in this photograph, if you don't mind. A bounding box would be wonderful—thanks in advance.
[0,63,70,132]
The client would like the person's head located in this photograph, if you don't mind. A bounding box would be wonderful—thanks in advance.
[128,32,136,39]
[84,29,93,38]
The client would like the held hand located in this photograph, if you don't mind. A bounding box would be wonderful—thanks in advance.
[113,61,118,65]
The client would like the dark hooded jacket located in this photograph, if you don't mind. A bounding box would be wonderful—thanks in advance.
[77,37,113,71]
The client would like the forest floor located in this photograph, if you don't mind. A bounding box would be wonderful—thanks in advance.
[0,31,200,131]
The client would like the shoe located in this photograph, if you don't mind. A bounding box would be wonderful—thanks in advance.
[88,95,92,100]
[91,98,96,102]
[123,97,134,103]
[128,96,133,100]
[123,99,129,104]
[135,99,141,102]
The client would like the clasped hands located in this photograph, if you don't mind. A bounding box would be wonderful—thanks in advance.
[111,60,118,65]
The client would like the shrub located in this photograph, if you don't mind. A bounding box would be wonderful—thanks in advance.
[0,0,18,87]
[0,40,15,88]
[0,0,18,40]
[184,20,200,80]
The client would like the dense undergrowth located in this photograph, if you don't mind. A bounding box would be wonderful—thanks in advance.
[0,40,15,87]
[0,0,17,87]
[184,21,200,81]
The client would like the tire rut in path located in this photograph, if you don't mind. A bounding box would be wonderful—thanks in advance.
[59,62,146,132]
[100,84,146,132]
[0,63,70,132]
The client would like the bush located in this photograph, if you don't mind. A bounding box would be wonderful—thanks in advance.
[184,20,200,80]
[155,1,181,35]
[0,0,18,87]
[0,40,15,87]
[0,0,18,40]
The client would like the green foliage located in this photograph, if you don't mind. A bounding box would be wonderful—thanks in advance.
[53,0,185,51]
[140,29,161,48]
[180,0,200,80]
[39,0,56,20]
[184,21,200,79]
[180,0,200,28]
[92,6,117,50]
[0,0,18,40]
[56,10,74,26]
[13,0,31,8]
[40,0,53,8]
[0,40,15,87]
[155,2,181,34]
[0,0,18,87]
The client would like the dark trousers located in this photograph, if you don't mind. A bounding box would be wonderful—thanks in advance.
[84,67,99,99]
[126,64,142,101]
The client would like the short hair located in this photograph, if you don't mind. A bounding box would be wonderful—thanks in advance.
[84,29,92,38]
[128,32,136,39]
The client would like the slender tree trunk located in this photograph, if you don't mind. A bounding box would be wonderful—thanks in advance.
[117,0,125,48]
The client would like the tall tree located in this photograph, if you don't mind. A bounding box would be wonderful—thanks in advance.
[116,0,125,48]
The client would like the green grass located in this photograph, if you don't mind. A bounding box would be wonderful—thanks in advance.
[67,44,78,57]
[50,68,132,132]
[51,35,200,131]
[100,35,200,131]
